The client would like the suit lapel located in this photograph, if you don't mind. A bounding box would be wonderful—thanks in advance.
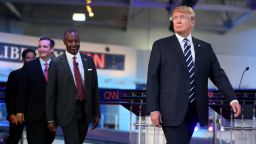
[35,58,46,84]
[80,54,88,85]
[60,54,75,85]
[171,35,188,72]
[192,37,202,76]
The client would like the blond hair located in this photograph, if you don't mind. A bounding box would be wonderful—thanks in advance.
[172,6,195,20]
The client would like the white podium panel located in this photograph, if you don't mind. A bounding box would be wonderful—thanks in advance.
[129,116,166,144]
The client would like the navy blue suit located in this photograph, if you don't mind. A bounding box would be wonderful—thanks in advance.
[17,58,55,144]
[147,35,236,143]
[5,68,25,144]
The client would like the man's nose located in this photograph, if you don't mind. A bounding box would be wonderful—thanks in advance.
[70,41,76,45]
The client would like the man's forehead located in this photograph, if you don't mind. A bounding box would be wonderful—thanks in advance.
[39,39,50,43]
[66,33,79,38]
[173,11,187,15]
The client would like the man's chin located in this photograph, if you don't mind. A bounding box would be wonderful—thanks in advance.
[70,50,78,55]
[39,54,46,58]
[174,28,182,32]
[40,55,50,60]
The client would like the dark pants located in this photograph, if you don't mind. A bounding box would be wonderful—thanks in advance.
[162,102,198,144]
[62,101,89,144]
[6,122,25,144]
[26,116,55,144]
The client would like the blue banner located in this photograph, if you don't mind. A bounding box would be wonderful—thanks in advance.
[0,42,125,70]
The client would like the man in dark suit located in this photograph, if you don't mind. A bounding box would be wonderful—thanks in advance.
[5,48,36,144]
[46,28,101,144]
[147,6,241,144]
[16,37,56,144]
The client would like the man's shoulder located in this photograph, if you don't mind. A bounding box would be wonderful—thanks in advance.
[7,68,23,82]
[10,68,21,75]
[52,54,65,62]
[80,53,93,61]
[192,37,211,46]
[25,58,39,67]
[155,35,175,43]
[8,70,16,78]
[80,52,90,57]
[12,68,23,75]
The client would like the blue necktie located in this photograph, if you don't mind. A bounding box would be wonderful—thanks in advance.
[183,38,195,103]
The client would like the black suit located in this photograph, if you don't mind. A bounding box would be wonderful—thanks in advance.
[46,53,100,144]
[147,35,236,143]
[17,58,55,144]
[5,68,25,144]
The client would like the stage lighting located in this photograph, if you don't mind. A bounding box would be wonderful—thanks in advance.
[208,126,213,132]
[72,13,86,21]
[194,126,199,132]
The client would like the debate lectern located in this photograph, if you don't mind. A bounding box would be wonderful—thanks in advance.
[118,90,166,144]
[99,89,256,144]
[209,89,256,144]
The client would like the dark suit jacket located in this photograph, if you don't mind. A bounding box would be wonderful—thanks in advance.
[147,35,236,126]
[17,58,47,122]
[46,53,100,126]
[5,68,23,120]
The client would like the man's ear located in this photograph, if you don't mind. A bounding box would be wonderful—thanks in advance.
[191,19,195,29]
[50,47,55,53]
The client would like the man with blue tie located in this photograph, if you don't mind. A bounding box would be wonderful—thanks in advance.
[147,6,241,144]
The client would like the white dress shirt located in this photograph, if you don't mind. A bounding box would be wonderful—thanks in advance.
[39,58,51,74]
[65,51,85,86]
[175,33,195,62]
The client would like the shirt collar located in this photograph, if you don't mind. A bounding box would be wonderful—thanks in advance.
[175,33,192,43]
[65,50,81,61]
[39,57,51,65]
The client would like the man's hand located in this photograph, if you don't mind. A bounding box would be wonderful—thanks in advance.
[16,113,24,124]
[91,117,100,130]
[230,101,241,118]
[9,114,18,125]
[150,111,162,127]
[48,121,57,132]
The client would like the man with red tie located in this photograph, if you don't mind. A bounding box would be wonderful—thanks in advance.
[46,29,101,144]
[16,37,56,144]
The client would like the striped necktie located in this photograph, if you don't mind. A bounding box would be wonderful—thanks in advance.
[183,38,195,103]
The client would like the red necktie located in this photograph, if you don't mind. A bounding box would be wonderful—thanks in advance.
[73,57,85,101]
[44,62,49,82]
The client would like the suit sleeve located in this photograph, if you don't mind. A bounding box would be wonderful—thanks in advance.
[146,41,161,113]
[5,71,16,119]
[17,64,29,113]
[91,58,101,118]
[46,60,57,122]
[208,45,236,103]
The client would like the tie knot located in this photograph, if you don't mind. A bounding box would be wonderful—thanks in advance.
[183,38,189,43]
[73,57,78,66]
[44,63,49,69]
